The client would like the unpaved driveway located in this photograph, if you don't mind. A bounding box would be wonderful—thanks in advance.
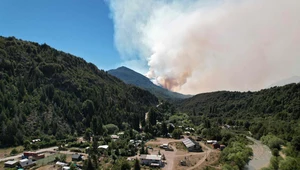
[245,136,272,170]
[146,138,219,170]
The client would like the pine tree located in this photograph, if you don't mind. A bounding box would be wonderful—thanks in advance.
[134,159,141,170]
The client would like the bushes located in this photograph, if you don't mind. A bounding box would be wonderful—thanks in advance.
[279,156,300,170]
[68,141,90,148]
[104,124,119,134]
[10,148,18,155]
[261,134,284,150]
[221,139,253,170]
[172,128,183,139]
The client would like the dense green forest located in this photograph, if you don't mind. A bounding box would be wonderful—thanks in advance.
[178,84,300,139]
[178,84,300,169]
[0,36,158,147]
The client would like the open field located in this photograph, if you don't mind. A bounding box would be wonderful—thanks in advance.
[36,153,64,166]
[0,146,24,159]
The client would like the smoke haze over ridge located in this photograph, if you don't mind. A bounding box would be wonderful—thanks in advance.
[107,0,300,94]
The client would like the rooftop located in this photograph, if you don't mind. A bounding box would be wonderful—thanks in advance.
[72,154,82,159]
[98,145,109,149]
[140,154,162,161]
[182,138,196,148]
[20,159,29,163]
[5,160,18,165]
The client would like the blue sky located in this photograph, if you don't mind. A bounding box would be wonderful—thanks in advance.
[0,0,120,70]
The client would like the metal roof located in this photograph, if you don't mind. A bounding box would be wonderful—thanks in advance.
[182,138,196,148]
[140,154,162,161]
[4,160,18,165]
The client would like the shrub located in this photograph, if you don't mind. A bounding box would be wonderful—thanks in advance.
[10,148,18,155]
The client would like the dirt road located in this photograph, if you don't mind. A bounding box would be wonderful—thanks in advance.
[0,146,58,162]
[245,136,272,170]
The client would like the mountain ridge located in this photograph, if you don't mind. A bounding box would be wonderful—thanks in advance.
[108,66,191,101]
[0,36,158,146]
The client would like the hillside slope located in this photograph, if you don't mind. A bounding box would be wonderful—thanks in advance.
[0,36,158,146]
[179,84,300,118]
[178,84,300,139]
[108,66,191,101]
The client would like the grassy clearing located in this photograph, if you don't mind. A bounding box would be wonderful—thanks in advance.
[0,146,24,158]
[36,153,64,166]
[0,161,4,169]
[172,142,187,151]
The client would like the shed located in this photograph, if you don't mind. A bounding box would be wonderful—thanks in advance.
[72,154,83,161]
[4,160,18,168]
[140,154,163,167]
[182,137,202,152]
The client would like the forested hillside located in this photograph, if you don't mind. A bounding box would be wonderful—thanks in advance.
[108,66,191,101]
[0,36,158,147]
[178,83,300,140]
[178,84,300,169]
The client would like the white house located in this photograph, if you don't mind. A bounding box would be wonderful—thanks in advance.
[19,158,36,168]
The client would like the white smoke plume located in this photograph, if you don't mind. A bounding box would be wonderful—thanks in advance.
[107,0,300,94]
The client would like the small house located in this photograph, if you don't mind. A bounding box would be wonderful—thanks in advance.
[4,160,18,168]
[72,154,83,161]
[19,158,36,168]
[140,154,163,167]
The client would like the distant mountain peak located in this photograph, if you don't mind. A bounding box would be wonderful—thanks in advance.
[108,66,191,101]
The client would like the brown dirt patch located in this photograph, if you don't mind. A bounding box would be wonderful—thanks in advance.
[193,151,221,170]
[173,154,205,170]
[0,146,24,158]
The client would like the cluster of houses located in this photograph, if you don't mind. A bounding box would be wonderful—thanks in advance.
[4,151,47,169]
[5,158,36,169]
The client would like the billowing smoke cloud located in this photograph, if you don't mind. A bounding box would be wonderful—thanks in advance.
[107,0,300,94]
